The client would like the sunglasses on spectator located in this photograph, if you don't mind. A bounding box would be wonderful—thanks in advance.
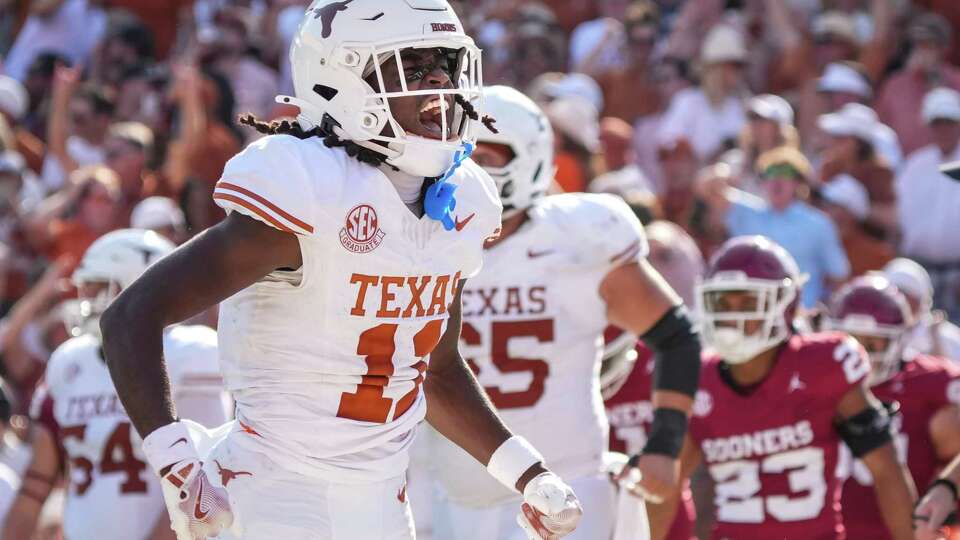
[760,163,803,181]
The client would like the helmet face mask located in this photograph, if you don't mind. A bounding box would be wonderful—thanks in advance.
[697,278,797,364]
[288,1,484,177]
[71,278,121,338]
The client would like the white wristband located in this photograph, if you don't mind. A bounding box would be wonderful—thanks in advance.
[487,436,544,492]
[141,421,200,476]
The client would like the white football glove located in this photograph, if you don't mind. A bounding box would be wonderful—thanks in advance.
[159,459,234,540]
[516,472,583,540]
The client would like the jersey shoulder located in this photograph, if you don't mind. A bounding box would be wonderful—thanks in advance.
[788,332,870,396]
[45,335,101,395]
[531,193,648,270]
[455,159,503,239]
[163,325,222,388]
[214,134,347,236]
[903,354,960,407]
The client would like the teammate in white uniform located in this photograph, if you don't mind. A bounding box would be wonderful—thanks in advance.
[2,229,230,540]
[420,86,703,540]
[100,3,582,540]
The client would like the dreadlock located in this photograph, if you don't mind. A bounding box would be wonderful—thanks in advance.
[238,113,397,170]
[455,95,498,134]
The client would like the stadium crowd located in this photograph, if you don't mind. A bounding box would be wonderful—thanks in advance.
[1,0,960,538]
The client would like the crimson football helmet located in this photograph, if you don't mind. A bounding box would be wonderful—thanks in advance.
[697,236,806,364]
[823,275,912,385]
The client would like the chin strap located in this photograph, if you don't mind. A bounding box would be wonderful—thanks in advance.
[424,142,474,231]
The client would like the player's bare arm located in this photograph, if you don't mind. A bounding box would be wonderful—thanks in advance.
[645,433,702,540]
[915,451,960,539]
[930,404,960,460]
[2,423,59,539]
[101,213,299,439]
[425,281,546,491]
[601,258,702,500]
[836,383,916,540]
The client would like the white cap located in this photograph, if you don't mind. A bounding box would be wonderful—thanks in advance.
[701,25,747,64]
[818,102,880,142]
[546,96,600,152]
[538,73,604,113]
[0,76,27,121]
[922,87,960,124]
[821,174,870,221]
[812,11,859,45]
[882,257,933,312]
[817,63,871,98]
[130,197,185,230]
[747,94,794,125]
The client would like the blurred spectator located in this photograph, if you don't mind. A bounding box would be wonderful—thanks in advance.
[586,2,662,125]
[882,257,960,360]
[645,220,704,308]
[546,95,599,193]
[734,93,798,193]
[816,173,894,277]
[876,12,960,155]
[569,0,631,74]
[103,0,192,59]
[89,14,155,90]
[896,87,960,321]
[200,8,279,125]
[162,65,242,231]
[25,165,122,264]
[816,103,899,238]
[507,5,567,90]
[697,146,849,307]
[588,117,654,199]
[818,62,873,112]
[18,53,68,139]
[658,24,747,163]
[0,378,27,531]
[41,66,114,191]
[632,56,692,195]
[2,0,107,81]
[527,72,604,114]
[130,196,186,244]
[104,121,160,215]
[0,76,44,175]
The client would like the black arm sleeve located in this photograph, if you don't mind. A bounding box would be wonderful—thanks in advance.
[835,401,897,458]
[641,305,702,398]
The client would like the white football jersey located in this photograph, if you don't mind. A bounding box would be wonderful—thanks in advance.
[428,193,648,507]
[30,326,225,540]
[212,134,501,482]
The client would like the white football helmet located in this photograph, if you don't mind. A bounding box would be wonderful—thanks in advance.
[69,229,176,337]
[476,85,554,217]
[281,0,483,178]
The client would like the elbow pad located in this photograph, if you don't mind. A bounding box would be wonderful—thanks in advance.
[641,306,702,399]
[835,401,897,458]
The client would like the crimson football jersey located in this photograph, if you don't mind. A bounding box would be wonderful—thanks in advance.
[840,354,960,540]
[604,343,696,540]
[689,332,871,540]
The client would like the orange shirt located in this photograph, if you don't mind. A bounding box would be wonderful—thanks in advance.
[554,152,587,193]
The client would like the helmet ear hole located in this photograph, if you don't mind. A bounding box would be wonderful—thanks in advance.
[313,84,340,101]
[339,49,362,68]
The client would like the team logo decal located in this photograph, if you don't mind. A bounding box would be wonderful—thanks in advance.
[431,22,457,32]
[693,390,713,417]
[340,204,386,253]
[309,0,354,39]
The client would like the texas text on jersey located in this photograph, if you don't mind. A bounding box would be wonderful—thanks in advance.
[690,333,870,540]
[31,326,223,540]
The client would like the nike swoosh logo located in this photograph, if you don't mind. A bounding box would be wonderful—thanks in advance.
[454,213,476,232]
[169,438,187,448]
[194,481,209,520]
[527,249,555,259]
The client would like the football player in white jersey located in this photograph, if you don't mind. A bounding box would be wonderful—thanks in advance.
[420,86,702,539]
[100,2,582,540]
[2,229,230,540]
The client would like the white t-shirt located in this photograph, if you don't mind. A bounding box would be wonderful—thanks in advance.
[2,0,105,81]
[896,144,960,262]
[658,87,746,160]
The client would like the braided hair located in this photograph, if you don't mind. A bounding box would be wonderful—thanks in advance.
[238,113,397,170]
[238,98,497,172]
